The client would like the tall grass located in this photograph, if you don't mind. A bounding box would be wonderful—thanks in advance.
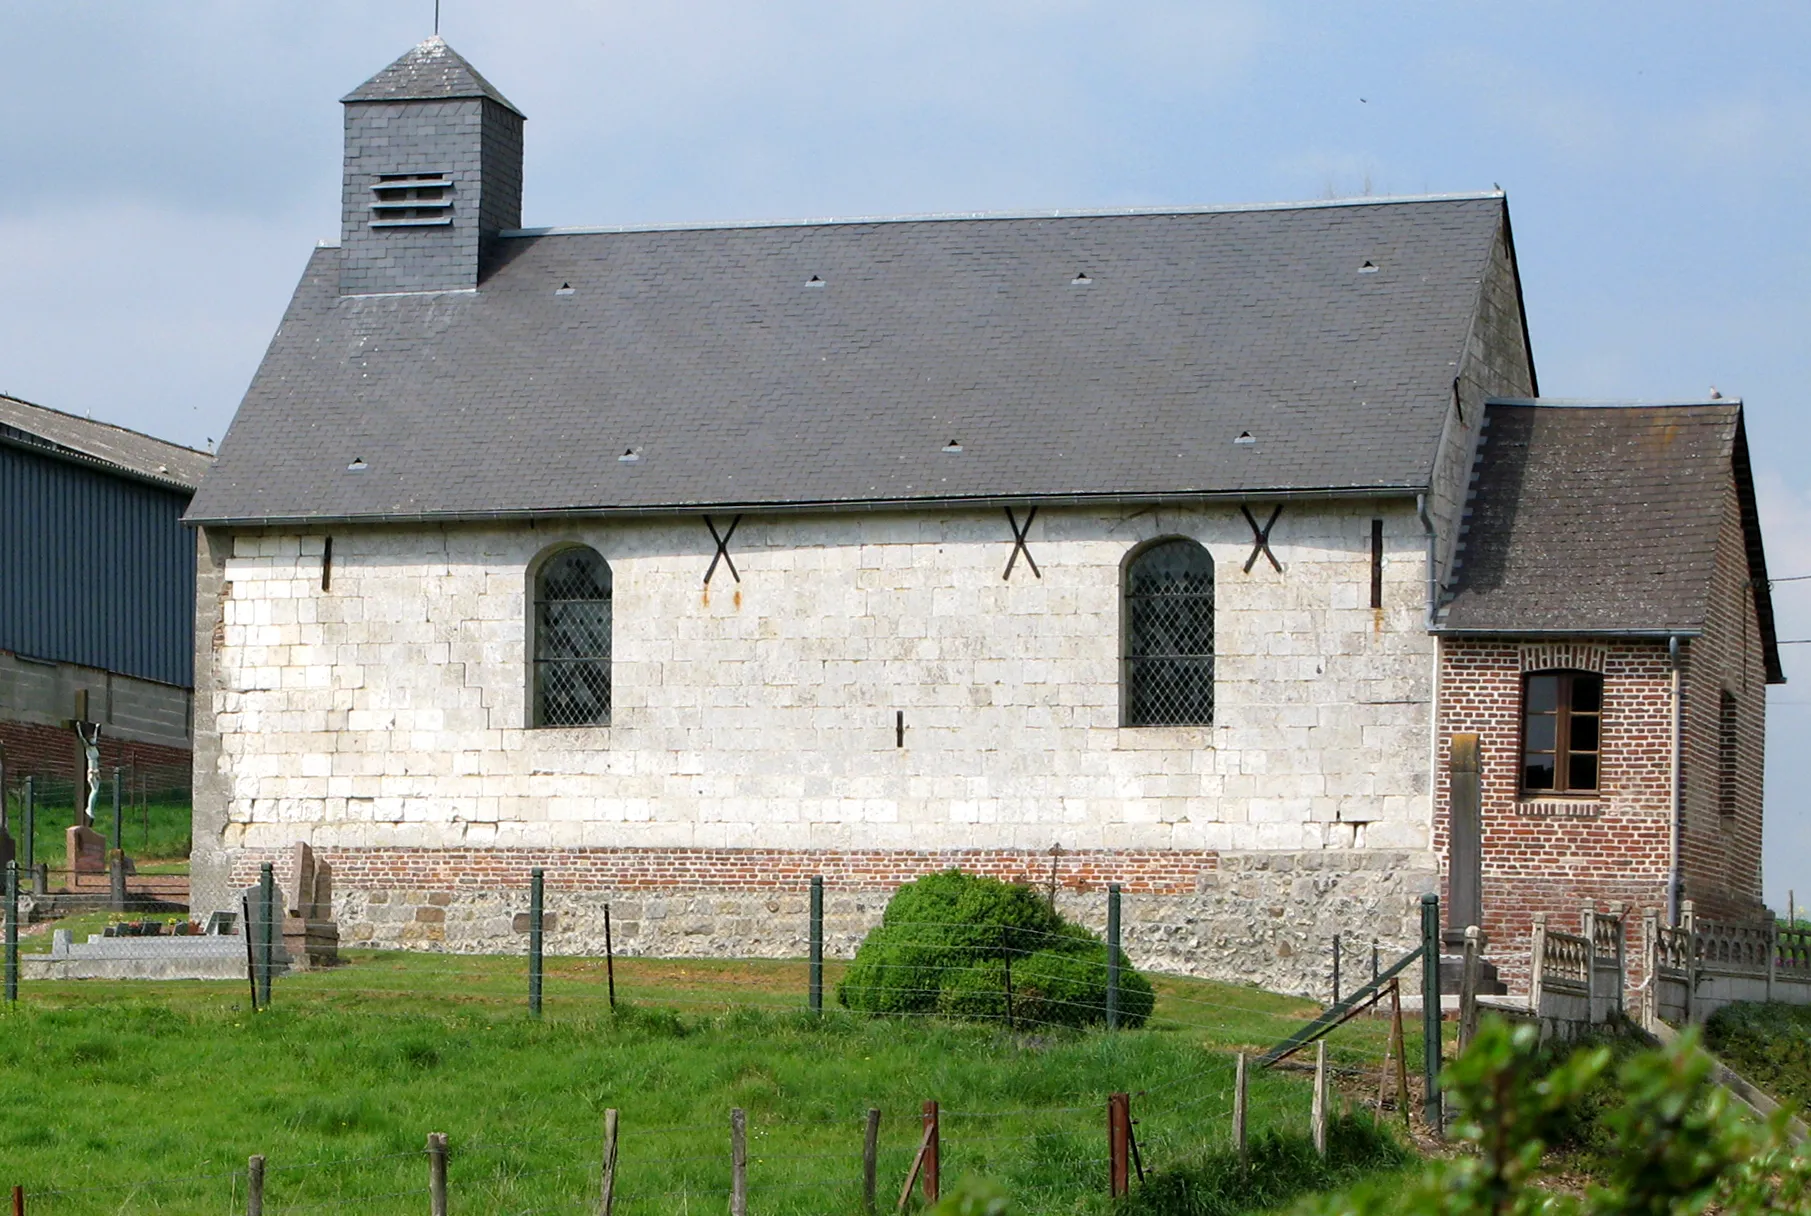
[0,952,1419,1214]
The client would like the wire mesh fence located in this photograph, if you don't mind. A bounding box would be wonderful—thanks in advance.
[9,1053,1381,1215]
[1,870,1440,1213]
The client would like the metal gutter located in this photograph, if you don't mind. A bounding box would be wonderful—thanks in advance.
[499,190,1506,241]
[1668,634,1685,924]
[184,483,1427,530]
[0,430,200,495]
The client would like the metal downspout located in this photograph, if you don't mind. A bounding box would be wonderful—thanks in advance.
[1417,495,1437,629]
[1669,634,1684,924]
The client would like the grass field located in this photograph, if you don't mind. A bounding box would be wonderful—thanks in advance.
[0,951,1425,1214]
[2,786,192,868]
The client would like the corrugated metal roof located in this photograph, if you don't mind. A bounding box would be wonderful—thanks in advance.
[188,193,1509,525]
[0,394,212,491]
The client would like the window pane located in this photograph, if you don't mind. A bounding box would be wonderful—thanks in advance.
[1569,714,1599,752]
[1571,675,1602,713]
[1568,753,1599,792]
[1526,674,1559,713]
[1523,714,1557,753]
[1125,540,1214,725]
[535,547,611,726]
[1523,755,1555,789]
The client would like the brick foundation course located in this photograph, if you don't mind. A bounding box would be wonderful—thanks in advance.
[226,844,1433,998]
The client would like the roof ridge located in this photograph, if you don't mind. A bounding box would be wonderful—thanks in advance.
[0,393,212,459]
[499,190,1505,239]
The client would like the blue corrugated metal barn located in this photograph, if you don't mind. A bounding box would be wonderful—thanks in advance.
[0,393,212,793]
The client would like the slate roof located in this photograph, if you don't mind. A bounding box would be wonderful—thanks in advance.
[341,36,523,116]
[188,193,1514,525]
[0,394,212,492]
[1440,400,1783,682]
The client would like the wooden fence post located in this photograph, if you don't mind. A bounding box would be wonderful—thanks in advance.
[862,1108,881,1215]
[599,1109,618,1216]
[428,1133,447,1216]
[1641,909,1659,1030]
[1108,1091,1130,1197]
[730,1108,747,1216]
[1608,901,1627,1018]
[921,1100,939,1204]
[1232,1052,1248,1167]
[1311,1042,1328,1158]
[11,1184,22,1216]
[1581,906,1598,1024]
[1458,926,1482,1052]
[247,1155,264,1216]
[1529,913,1548,1020]
[1683,900,1698,1025]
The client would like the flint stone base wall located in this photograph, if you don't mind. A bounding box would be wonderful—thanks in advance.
[230,845,1434,998]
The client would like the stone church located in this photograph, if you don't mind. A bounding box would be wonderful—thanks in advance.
[183,38,1780,995]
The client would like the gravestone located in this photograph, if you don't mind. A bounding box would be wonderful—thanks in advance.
[66,824,107,876]
[281,842,340,970]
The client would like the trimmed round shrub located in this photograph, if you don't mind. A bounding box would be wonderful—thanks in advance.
[836,869,1152,1029]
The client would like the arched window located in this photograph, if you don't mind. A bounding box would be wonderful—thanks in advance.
[1124,538,1215,726]
[533,547,612,726]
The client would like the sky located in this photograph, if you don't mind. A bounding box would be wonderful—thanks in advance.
[2,2,1808,908]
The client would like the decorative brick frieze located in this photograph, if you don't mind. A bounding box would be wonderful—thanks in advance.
[1519,643,1608,674]
[1515,799,1604,819]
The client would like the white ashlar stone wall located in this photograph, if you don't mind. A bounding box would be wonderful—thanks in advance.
[206,501,1434,857]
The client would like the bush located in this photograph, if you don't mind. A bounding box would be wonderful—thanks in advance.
[836,869,1152,1028]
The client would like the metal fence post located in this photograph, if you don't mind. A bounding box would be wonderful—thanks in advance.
[529,868,544,1018]
[1106,883,1122,1031]
[1420,892,1443,1134]
[4,860,18,1004]
[809,875,823,1014]
[1332,933,1342,1005]
[111,767,122,855]
[21,777,32,872]
[258,862,275,1008]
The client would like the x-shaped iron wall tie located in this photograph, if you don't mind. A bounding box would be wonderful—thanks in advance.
[1240,504,1284,573]
[1003,507,1041,580]
[703,514,743,585]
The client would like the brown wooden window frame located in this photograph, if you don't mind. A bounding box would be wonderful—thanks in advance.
[1520,669,1602,795]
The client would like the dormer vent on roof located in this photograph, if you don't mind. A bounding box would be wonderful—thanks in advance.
[338,37,525,296]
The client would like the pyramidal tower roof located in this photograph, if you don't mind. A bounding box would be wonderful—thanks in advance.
[341,36,523,115]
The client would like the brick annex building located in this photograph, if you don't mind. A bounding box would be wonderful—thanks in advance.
[183,38,1781,995]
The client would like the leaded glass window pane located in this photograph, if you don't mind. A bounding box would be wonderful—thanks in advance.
[1124,539,1214,726]
[535,548,612,726]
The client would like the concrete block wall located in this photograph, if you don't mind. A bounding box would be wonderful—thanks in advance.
[193,500,1443,992]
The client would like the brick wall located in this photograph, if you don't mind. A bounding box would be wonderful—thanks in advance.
[0,718,189,792]
[226,845,1218,897]
[1678,477,1768,921]
[1436,639,1674,993]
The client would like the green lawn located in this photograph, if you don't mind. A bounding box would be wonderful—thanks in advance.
[0,951,1426,1214]
[2,786,191,869]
